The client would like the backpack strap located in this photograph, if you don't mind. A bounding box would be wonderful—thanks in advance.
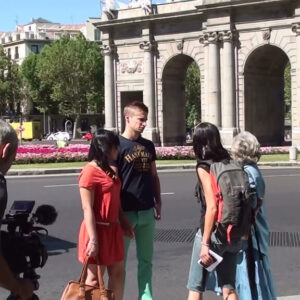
[196,159,213,170]
[209,169,222,222]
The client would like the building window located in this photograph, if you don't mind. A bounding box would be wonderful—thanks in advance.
[31,45,39,54]
[70,33,78,39]
[7,48,11,57]
[14,47,19,59]
[54,33,62,40]
[94,29,101,41]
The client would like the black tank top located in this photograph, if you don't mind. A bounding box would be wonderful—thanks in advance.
[196,160,212,232]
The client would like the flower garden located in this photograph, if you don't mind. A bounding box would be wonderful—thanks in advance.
[14,144,297,164]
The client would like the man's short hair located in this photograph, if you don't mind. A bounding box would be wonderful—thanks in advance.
[0,120,18,151]
[124,101,148,116]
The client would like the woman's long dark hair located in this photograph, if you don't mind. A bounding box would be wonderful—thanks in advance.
[193,122,230,162]
[88,129,119,177]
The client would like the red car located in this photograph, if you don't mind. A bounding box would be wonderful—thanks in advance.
[81,132,93,141]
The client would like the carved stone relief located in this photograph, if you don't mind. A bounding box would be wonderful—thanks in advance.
[119,60,143,74]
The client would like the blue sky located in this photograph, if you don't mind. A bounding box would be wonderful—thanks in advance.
[0,0,166,32]
[0,0,102,32]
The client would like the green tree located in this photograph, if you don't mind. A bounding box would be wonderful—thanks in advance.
[36,34,104,137]
[284,62,291,122]
[21,53,55,115]
[185,61,201,130]
[7,60,23,115]
[0,45,23,116]
[0,45,10,114]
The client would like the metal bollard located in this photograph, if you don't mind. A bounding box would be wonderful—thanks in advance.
[289,146,298,162]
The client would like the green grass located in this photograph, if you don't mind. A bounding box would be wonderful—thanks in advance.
[10,154,298,169]
[260,154,289,162]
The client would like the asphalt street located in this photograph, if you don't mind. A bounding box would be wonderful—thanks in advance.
[1,168,300,299]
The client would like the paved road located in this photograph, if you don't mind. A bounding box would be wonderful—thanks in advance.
[0,168,300,299]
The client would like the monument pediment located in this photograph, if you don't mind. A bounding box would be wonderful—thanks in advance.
[196,0,294,9]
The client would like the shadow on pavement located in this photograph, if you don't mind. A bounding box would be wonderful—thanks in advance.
[41,235,77,256]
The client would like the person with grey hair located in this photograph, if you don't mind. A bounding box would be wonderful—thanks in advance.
[0,119,34,299]
[206,131,276,300]
[231,131,261,165]
[230,131,276,300]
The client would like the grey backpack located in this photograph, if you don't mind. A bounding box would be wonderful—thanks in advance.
[209,160,255,244]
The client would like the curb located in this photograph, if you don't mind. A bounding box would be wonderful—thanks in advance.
[7,167,83,176]
[6,161,300,177]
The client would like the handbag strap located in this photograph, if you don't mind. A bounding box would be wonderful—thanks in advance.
[79,261,89,284]
[78,258,107,292]
[96,258,107,293]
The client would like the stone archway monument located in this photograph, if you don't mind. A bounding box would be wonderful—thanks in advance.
[96,0,300,146]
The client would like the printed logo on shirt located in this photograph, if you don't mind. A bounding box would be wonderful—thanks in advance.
[124,145,152,172]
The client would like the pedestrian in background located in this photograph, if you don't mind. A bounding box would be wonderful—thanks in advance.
[187,122,240,300]
[77,130,125,300]
[114,101,162,300]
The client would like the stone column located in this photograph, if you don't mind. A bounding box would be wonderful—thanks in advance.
[139,41,157,142]
[101,44,116,131]
[292,24,300,145]
[199,36,209,122]
[206,32,221,127]
[220,30,237,145]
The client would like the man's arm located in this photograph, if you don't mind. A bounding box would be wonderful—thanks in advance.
[119,208,134,238]
[0,236,20,293]
[151,161,161,220]
[0,175,33,299]
[110,159,134,237]
[198,168,217,266]
[0,233,33,299]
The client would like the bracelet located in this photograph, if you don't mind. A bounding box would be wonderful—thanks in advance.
[88,238,98,245]
[201,242,210,247]
[88,241,98,245]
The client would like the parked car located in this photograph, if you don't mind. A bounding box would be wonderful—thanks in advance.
[46,131,71,141]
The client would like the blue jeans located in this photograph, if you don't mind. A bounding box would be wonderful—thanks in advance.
[187,229,240,293]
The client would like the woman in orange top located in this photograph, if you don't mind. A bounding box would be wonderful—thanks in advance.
[78,130,133,300]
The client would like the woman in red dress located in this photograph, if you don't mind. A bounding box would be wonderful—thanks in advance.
[78,130,132,300]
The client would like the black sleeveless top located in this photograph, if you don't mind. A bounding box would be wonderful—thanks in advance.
[196,160,213,232]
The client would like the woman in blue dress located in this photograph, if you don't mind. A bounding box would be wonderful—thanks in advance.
[206,131,276,300]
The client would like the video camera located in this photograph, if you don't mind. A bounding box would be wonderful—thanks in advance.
[1,201,57,300]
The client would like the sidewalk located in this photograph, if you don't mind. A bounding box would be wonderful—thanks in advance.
[7,161,300,176]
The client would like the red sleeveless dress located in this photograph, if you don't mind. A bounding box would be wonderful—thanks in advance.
[78,163,124,265]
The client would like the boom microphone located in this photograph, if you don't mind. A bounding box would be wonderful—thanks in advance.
[33,205,58,225]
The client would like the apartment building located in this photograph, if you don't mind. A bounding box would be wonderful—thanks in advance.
[0,18,101,64]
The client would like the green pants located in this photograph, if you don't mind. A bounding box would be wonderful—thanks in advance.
[124,208,155,300]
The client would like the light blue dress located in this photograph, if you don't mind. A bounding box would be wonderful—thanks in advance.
[206,164,276,300]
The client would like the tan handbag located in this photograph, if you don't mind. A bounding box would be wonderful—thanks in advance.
[60,259,114,300]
